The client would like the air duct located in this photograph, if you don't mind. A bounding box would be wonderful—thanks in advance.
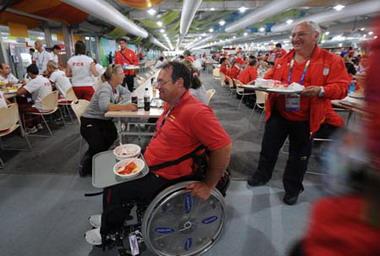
[180,0,202,35]
[225,0,308,33]
[186,35,214,50]
[271,0,380,32]
[150,37,170,51]
[63,0,148,38]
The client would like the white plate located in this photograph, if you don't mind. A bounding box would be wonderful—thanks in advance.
[266,88,303,94]
[113,144,141,160]
[113,158,145,178]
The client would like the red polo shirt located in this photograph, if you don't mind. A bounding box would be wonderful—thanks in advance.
[228,65,240,79]
[238,66,258,84]
[220,64,229,76]
[114,48,139,76]
[144,91,231,180]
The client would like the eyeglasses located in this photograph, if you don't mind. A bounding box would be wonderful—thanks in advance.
[291,32,312,38]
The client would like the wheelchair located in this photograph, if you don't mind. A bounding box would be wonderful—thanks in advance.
[100,178,228,256]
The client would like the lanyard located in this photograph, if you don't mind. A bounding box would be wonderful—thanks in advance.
[287,57,311,85]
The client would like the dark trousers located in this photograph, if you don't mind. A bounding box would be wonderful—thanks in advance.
[253,112,312,195]
[122,75,135,92]
[101,172,172,234]
[80,117,117,175]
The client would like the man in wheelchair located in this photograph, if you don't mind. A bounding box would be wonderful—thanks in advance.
[85,61,232,249]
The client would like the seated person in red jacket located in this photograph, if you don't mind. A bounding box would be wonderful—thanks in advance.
[237,57,258,85]
[219,57,229,76]
[227,58,240,80]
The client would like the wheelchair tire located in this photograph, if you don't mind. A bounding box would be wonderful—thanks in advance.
[142,181,226,256]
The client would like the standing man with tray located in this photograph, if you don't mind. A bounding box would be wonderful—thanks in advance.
[247,21,350,205]
[114,38,139,92]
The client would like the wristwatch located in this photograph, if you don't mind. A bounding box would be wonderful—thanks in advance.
[318,86,325,97]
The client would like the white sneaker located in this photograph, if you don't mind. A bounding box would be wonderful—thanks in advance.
[84,227,102,245]
[88,214,101,228]
[25,126,38,134]
[36,123,44,130]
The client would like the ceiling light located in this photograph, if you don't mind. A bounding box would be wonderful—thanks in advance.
[259,27,265,32]
[157,21,163,27]
[210,8,215,11]
[160,29,165,33]
[147,9,156,15]
[209,28,214,33]
[244,32,248,36]
[333,4,345,11]
[286,19,293,25]
[338,43,343,47]
[360,27,365,31]
[202,33,207,37]
[368,31,374,35]
[375,36,378,39]
[219,20,226,26]
[233,36,236,39]
[325,31,330,35]
[239,6,247,13]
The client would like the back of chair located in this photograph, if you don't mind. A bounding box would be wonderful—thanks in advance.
[71,99,90,124]
[40,91,59,111]
[64,87,78,102]
[206,89,216,105]
[255,91,268,106]
[213,68,220,77]
[0,103,19,131]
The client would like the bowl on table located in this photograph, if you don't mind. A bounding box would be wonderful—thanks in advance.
[113,158,145,178]
[113,144,141,160]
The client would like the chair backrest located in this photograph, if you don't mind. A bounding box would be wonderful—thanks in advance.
[64,87,78,102]
[255,91,268,106]
[0,103,19,131]
[71,99,90,124]
[206,89,216,105]
[40,91,59,111]
[213,68,220,77]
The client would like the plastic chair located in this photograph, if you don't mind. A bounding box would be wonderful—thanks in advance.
[213,68,220,79]
[250,91,268,130]
[58,86,78,124]
[233,79,256,109]
[71,99,90,165]
[206,88,216,105]
[0,103,31,168]
[26,91,61,136]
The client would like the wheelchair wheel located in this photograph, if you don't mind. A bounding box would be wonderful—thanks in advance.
[142,181,226,256]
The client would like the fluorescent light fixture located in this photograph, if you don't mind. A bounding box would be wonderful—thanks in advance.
[259,27,265,32]
[244,32,248,36]
[360,27,365,31]
[219,20,226,26]
[368,31,374,35]
[209,28,214,32]
[202,33,207,36]
[338,43,343,47]
[325,31,330,35]
[157,21,163,27]
[333,4,345,11]
[239,6,247,13]
[210,7,215,11]
[160,28,165,33]
[286,19,293,25]
[147,9,156,15]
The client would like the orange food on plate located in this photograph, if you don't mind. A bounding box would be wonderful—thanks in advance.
[117,161,138,175]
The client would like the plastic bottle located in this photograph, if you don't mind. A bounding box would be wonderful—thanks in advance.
[144,88,150,111]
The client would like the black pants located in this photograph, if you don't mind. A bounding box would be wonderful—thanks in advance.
[253,112,312,195]
[101,172,172,235]
[80,117,117,176]
[122,75,135,92]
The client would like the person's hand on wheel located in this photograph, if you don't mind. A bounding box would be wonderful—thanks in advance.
[186,181,212,200]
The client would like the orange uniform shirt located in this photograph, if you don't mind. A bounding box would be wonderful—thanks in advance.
[237,66,258,84]
[144,92,231,180]
[114,48,139,76]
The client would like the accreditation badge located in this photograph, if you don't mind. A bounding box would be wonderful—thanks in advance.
[323,67,330,76]
[285,94,300,112]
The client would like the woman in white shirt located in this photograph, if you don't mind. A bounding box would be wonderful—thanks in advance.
[66,40,98,101]
[47,60,72,97]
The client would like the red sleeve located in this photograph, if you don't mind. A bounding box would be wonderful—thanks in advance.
[237,69,249,84]
[190,108,231,150]
[263,68,274,79]
[324,55,350,99]
[114,51,122,65]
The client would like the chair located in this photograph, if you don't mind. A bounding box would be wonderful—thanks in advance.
[71,99,90,165]
[213,68,220,79]
[206,88,216,105]
[250,91,268,130]
[233,79,256,109]
[0,103,31,168]
[58,86,78,124]
[26,91,62,136]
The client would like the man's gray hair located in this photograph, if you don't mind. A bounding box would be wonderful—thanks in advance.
[293,20,321,41]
